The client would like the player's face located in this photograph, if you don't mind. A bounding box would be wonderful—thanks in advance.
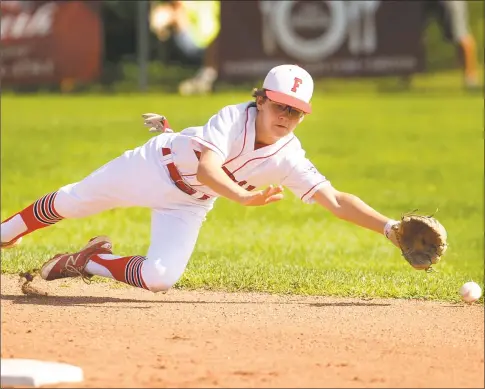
[258,97,305,140]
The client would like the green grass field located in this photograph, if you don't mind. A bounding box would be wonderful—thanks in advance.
[1,72,483,302]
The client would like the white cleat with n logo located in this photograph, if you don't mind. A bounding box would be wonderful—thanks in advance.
[40,236,113,281]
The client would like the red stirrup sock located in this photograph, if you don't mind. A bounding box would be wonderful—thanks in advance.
[1,191,64,244]
[86,254,149,290]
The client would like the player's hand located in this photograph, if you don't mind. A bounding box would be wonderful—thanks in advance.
[142,113,174,133]
[385,227,401,249]
[239,185,284,206]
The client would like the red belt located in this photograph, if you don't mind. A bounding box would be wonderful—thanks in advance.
[161,147,211,201]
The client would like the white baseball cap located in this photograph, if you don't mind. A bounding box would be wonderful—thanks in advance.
[262,64,314,114]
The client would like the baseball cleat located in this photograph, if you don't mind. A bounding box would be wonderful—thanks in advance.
[1,236,23,249]
[40,236,113,281]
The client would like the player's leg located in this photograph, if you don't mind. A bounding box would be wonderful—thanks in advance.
[441,1,479,88]
[1,191,65,248]
[1,137,168,248]
[0,169,119,248]
[40,208,205,292]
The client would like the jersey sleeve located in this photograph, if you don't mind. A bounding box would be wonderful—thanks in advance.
[281,155,331,204]
[191,105,241,162]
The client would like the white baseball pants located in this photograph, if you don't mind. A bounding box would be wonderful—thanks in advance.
[54,134,214,291]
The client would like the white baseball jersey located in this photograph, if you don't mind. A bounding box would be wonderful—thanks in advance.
[168,102,331,203]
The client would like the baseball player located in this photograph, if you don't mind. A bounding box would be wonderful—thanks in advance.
[1,64,405,293]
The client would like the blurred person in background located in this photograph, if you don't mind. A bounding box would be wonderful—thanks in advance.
[425,0,480,89]
[0,0,33,12]
[149,0,220,95]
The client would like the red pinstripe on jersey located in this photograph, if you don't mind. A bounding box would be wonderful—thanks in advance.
[191,136,226,158]
[219,137,295,192]
[300,180,327,201]
[223,105,250,165]
[231,137,296,174]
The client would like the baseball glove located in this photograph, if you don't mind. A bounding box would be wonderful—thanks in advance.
[142,113,174,133]
[390,213,448,272]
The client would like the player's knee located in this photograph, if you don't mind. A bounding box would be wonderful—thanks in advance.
[55,184,96,218]
[142,258,182,293]
[147,279,175,293]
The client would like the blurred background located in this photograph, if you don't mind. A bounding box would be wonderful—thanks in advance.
[1,0,483,95]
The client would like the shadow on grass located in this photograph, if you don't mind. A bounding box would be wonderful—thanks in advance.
[0,294,391,307]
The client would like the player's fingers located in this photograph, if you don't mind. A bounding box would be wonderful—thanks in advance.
[264,193,284,204]
[144,119,161,126]
[263,185,283,197]
[267,186,283,198]
[262,185,274,196]
[271,185,284,195]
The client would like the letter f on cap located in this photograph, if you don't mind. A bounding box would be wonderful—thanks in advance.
[291,77,303,92]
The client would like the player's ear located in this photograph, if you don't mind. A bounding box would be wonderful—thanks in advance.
[298,116,305,124]
[256,96,265,111]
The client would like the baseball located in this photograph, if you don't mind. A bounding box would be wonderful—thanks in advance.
[459,282,482,303]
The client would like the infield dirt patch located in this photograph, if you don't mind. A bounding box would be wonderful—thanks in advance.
[1,274,483,388]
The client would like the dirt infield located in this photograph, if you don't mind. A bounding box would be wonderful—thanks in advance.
[1,274,483,388]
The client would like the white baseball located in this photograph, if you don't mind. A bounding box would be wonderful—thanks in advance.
[459,282,482,303]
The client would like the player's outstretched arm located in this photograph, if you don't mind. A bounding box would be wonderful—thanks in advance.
[312,184,450,271]
[197,147,284,207]
[312,184,399,247]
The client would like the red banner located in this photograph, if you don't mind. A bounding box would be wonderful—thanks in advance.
[1,1,102,87]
